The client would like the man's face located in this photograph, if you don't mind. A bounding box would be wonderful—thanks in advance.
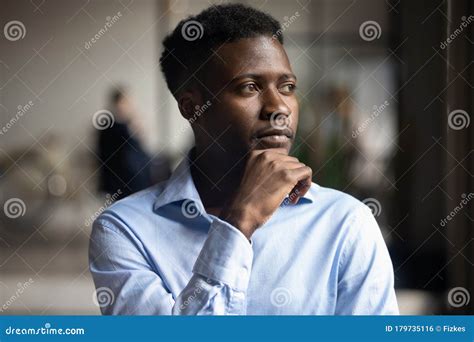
[193,36,299,158]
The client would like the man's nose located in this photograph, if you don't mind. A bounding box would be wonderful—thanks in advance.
[259,88,292,120]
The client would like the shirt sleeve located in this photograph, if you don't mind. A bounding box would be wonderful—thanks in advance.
[335,206,399,315]
[89,214,253,315]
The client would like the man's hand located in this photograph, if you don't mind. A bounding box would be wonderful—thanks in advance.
[219,148,312,239]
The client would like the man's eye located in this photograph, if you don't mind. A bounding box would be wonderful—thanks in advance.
[279,84,296,93]
[240,83,259,94]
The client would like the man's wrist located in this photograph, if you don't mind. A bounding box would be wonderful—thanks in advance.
[218,205,257,239]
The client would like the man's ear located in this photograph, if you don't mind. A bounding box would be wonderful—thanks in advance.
[177,89,202,121]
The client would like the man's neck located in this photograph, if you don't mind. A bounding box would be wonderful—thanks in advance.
[189,147,246,210]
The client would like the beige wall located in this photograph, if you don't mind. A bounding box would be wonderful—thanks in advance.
[0,0,166,154]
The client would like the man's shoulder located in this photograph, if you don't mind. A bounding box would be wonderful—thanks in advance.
[93,182,167,228]
[315,183,382,237]
[114,183,163,210]
[303,183,376,234]
[306,182,369,216]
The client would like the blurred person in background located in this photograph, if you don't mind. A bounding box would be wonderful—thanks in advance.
[97,87,154,199]
[319,86,358,190]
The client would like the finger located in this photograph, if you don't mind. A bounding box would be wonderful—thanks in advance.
[254,150,299,165]
[271,148,291,156]
[250,148,289,161]
[279,155,299,163]
[278,161,306,169]
[292,178,312,203]
[260,148,290,157]
[287,166,312,204]
[288,165,313,183]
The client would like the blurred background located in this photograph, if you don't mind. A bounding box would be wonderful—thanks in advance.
[0,0,472,315]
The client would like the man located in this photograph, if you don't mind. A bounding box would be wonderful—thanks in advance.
[89,4,399,315]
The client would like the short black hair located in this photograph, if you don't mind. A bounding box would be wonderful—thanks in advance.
[159,4,283,97]
[109,86,127,105]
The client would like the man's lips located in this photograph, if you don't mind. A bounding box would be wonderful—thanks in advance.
[257,134,290,143]
[254,128,294,140]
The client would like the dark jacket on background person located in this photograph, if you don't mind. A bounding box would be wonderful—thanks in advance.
[97,120,152,199]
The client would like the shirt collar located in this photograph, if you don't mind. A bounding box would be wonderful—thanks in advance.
[153,150,314,211]
[153,154,202,211]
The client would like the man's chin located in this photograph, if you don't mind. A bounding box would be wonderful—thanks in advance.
[251,139,292,152]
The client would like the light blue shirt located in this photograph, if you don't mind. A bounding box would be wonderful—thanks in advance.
[89,155,399,315]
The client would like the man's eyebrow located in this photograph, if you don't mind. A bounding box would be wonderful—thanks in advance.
[280,73,297,81]
[230,73,298,83]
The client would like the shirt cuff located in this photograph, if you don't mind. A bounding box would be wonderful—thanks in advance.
[193,217,253,291]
